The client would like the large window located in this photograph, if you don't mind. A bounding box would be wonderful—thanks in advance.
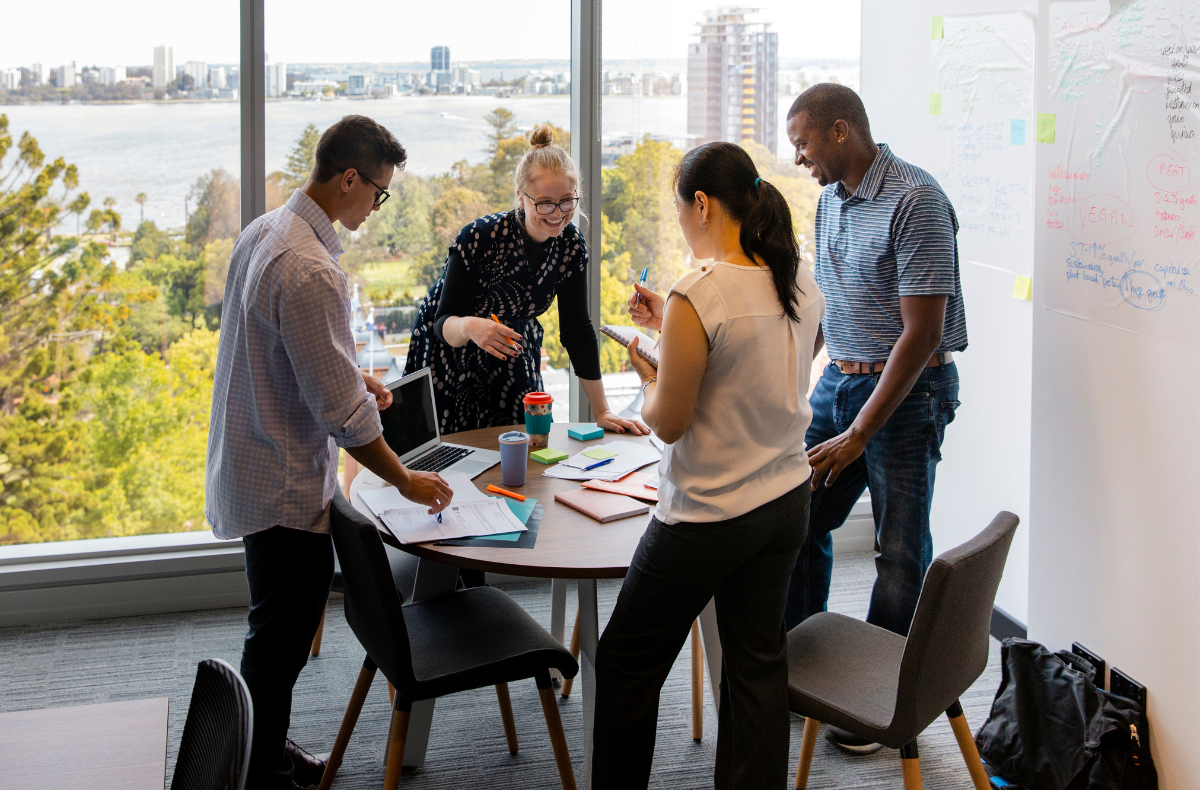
[598,2,861,413]
[0,1,240,545]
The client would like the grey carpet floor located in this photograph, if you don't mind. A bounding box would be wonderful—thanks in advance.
[0,552,1001,789]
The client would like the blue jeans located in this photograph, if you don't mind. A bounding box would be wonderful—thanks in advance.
[784,362,959,636]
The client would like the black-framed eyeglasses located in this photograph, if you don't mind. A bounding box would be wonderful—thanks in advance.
[343,168,390,207]
[523,192,580,216]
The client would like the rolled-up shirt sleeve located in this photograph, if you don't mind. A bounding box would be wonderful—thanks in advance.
[279,268,383,448]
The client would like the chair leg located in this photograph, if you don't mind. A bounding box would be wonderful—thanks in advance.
[947,701,990,790]
[319,657,377,790]
[561,610,581,698]
[387,681,395,707]
[691,619,704,741]
[900,740,922,790]
[795,717,819,789]
[310,604,328,657]
[383,707,411,790]
[536,672,576,790]
[495,683,519,754]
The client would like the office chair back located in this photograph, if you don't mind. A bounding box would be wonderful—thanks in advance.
[329,488,420,692]
[170,658,253,790]
[891,511,1019,739]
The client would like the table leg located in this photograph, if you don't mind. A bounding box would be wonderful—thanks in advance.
[549,578,568,682]
[696,598,722,714]
[389,557,460,769]
[577,578,600,790]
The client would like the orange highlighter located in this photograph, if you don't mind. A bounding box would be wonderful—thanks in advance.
[491,314,515,347]
[487,484,526,501]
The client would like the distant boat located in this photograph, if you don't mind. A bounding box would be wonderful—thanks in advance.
[440,111,452,118]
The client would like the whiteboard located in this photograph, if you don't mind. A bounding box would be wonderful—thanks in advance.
[1038,0,1200,347]
[931,12,1037,271]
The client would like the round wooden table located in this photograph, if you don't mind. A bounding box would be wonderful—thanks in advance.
[349,423,724,787]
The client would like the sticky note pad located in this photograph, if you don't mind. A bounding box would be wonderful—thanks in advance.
[1036,113,1055,144]
[531,448,569,464]
[931,16,944,39]
[568,424,605,441]
[1010,119,1026,145]
[1013,275,1032,301]
[582,447,617,460]
[929,93,942,116]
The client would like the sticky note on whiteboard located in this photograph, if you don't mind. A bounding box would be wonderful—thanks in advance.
[930,93,943,116]
[1010,119,1026,145]
[1013,275,1032,301]
[931,16,944,39]
[1036,113,1056,144]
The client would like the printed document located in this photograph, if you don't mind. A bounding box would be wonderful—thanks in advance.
[357,473,525,543]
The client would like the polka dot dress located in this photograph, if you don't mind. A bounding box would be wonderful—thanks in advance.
[404,210,589,435]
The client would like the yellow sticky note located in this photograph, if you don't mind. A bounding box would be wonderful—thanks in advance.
[930,93,943,116]
[1036,113,1056,144]
[1013,275,1032,300]
[582,447,617,460]
[931,16,944,39]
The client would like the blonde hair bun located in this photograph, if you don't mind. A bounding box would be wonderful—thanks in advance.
[529,125,555,148]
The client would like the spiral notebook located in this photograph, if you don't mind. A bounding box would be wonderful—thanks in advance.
[599,325,660,368]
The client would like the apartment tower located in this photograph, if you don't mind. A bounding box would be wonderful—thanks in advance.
[153,45,173,89]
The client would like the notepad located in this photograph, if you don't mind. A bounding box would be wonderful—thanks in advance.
[599,325,660,368]
[580,472,659,502]
[554,488,650,523]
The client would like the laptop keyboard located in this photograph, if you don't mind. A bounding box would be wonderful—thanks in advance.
[408,445,474,473]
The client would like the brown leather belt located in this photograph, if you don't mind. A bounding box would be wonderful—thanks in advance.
[833,352,953,376]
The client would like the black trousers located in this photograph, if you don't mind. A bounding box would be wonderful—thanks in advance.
[592,481,811,790]
[240,526,335,790]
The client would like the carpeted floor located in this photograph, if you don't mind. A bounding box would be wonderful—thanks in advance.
[0,552,1001,789]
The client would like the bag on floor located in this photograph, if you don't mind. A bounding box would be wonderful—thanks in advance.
[974,638,1157,790]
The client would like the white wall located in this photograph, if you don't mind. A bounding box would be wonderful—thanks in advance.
[861,0,1036,623]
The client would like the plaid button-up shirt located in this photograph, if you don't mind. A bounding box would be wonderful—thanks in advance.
[205,190,382,539]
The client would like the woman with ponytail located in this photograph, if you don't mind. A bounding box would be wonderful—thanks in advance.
[592,141,824,789]
[405,126,647,437]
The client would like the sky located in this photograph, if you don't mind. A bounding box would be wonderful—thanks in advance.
[2,1,859,69]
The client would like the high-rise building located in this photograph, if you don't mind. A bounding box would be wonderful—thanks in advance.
[182,61,208,90]
[347,74,369,95]
[99,65,126,86]
[54,62,77,89]
[452,66,481,89]
[266,62,287,97]
[30,62,43,86]
[208,66,226,90]
[3,70,19,91]
[431,46,450,72]
[227,67,240,91]
[153,46,173,88]
[687,7,778,153]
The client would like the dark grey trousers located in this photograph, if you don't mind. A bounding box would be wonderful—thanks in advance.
[592,480,811,789]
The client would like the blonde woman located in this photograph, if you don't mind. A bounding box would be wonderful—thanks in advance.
[405,126,647,436]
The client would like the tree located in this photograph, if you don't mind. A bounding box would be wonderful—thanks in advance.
[135,192,147,224]
[128,220,173,265]
[101,196,120,244]
[281,123,321,192]
[483,108,518,157]
[67,192,90,236]
[186,169,239,248]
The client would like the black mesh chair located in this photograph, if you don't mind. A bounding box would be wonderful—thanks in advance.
[788,511,1019,790]
[171,658,254,790]
[319,489,579,790]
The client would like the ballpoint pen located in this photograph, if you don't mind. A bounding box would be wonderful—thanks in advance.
[582,457,614,471]
[633,268,649,306]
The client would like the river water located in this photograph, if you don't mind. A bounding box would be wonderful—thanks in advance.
[3,94,795,230]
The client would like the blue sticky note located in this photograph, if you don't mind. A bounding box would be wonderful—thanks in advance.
[1010,119,1026,145]
[568,423,605,441]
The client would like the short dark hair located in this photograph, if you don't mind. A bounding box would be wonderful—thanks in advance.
[312,115,407,183]
[787,83,872,140]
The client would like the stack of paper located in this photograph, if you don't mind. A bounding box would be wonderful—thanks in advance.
[357,473,527,544]
[543,440,662,481]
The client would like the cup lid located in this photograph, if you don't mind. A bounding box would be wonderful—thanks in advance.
[523,391,553,405]
[499,431,529,443]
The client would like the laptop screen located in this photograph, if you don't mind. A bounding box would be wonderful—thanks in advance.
[380,370,438,458]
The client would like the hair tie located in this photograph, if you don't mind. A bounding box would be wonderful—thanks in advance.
[754,177,762,188]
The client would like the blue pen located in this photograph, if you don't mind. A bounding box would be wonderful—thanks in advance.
[582,457,614,471]
[436,511,442,523]
[633,267,649,306]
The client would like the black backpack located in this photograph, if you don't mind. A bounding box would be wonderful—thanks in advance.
[975,639,1156,790]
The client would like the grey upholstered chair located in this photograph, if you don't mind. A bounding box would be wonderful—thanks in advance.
[788,511,1019,790]
[319,488,579,790]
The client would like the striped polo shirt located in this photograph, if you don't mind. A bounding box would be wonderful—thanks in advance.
[814,143,968,362]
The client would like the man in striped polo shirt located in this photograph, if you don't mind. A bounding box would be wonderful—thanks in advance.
[783,84,967,751]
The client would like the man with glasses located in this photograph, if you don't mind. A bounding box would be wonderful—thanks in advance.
[207,114,452,790]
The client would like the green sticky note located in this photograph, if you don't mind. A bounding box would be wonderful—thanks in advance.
[929,93,943,116]
[582,447,617,460]
[931,16,944,39]
[531,447,569,464]
[1036,113,1056,144]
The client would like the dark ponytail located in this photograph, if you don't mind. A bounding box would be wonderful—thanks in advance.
[673,142,803,322]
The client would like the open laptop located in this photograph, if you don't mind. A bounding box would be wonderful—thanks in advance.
[378,367,501,478]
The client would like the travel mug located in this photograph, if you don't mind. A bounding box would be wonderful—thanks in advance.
[498,431,530,486]
[522,392,554,450]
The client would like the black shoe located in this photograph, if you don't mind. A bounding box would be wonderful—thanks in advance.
[825,725,884,755]
[286,738,329,787]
